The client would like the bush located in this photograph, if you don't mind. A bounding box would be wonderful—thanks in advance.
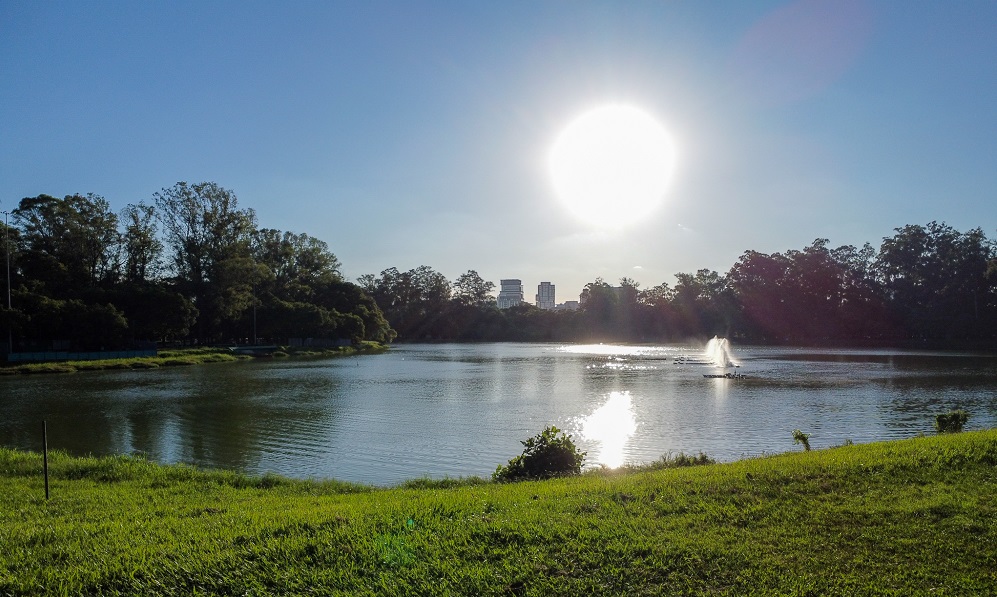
[493,426,585,482]
[793,429,811,451]
[935,409,969,434]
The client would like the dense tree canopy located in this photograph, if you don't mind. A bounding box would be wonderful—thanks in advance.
[2,185,994,356]
[361,223,997,348]
[1,183,394,353]
[13,194,120,295]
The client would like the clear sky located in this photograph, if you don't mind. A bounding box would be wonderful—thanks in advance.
[2,1,995,302]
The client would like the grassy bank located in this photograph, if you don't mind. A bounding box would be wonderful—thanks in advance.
[2,431,995,595]
[0,342,389,375]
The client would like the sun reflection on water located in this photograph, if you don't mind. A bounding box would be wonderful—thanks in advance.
[580,391,637,468]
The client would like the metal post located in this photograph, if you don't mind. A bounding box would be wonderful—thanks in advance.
[42,420,50,500]
[2,209,11,355]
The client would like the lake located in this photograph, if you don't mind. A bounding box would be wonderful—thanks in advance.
[2,342,996,486]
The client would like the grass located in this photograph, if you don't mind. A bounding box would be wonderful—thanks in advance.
[0,342,389,375]
[1,430,996,595]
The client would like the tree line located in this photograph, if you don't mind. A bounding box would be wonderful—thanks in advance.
[3,187,994,352]
[0,182,395,353]
[360,222,997,348]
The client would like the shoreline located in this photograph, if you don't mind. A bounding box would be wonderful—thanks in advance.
[2,430,994,594]
[0,341,390,375]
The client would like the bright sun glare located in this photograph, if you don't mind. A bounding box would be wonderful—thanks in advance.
[549,104,676,229]
[580,391,637,469]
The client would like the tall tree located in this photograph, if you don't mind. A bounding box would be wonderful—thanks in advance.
[728,250,792,342]
[453,270,495,306]
[120,203,162,283]
[154,182,259,341]
[875,222,996,342]
[252,228,342,303]
[13,193,120,294]
[359,265,452,339]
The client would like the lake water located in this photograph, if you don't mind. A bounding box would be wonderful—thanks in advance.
[2,343,996,486]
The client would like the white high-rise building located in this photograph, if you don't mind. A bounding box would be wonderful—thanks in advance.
[536,282,555,310]
[497,279,524,309]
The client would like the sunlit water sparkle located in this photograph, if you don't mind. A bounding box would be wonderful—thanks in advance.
[2,342,996,485]
[578,391,638,468]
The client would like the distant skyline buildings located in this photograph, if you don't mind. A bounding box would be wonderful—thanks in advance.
[496,279,524,309]
[496,278,579,311]
[536,282,555,310]
[555,300,579,311]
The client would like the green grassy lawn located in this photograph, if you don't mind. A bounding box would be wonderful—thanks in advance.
[1,430,995,596]
[0,342,389,375]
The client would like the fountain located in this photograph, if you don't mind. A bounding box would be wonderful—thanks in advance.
[703,336,746,378]
[704,336,735,367]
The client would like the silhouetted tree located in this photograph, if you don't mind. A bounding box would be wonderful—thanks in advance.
[120,203,162,283]
[454,270,496,306]
[154,182,259,342]
[875,222,996,343]
[13,194,120,295]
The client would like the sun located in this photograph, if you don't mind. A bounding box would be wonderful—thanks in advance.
[549,104,676,228]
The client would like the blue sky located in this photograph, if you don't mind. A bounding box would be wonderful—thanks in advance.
[2,1,995,302]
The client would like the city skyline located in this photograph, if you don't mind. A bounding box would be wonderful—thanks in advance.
[3,2,996,296]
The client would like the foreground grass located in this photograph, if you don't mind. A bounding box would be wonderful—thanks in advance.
[0,342,389,375]
[1,431,996,596]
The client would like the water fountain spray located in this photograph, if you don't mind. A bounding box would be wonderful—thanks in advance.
[704,336,737,368]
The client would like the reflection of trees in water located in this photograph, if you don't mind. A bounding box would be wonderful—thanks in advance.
[0,365,343,473]
[882,377,997,432]
[169,367,342,472]
[0,374,150,457]
[3,347,996,481]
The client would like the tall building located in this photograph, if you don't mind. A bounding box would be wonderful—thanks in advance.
[536,282,555,310]
[497,279,524,309]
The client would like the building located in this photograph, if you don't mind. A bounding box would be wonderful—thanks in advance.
[554,301,579,311]
[497,279,524,309]
[536,282,555,310]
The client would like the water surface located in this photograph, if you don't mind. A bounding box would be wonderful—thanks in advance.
[2,343,995,485]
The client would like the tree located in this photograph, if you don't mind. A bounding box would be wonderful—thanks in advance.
[15,294,129,351]
[106,284,196,342]
[578,278,619,340]
[0,217,21,350]
[252,228,341,303]
[360,265,452,340]
[728,250,793,342]
[875,222,995,343]
[120,203,162,283]
[154,182,258,341]
[13,193,120,295]
[312,280,396,344]
[453,270,495,306]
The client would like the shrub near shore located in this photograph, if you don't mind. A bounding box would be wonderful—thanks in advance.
[1,430,996,595]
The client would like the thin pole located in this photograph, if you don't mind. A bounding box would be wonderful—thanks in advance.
[42,420,50,500]
[2,210,9,308]
[3,210,11,355]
